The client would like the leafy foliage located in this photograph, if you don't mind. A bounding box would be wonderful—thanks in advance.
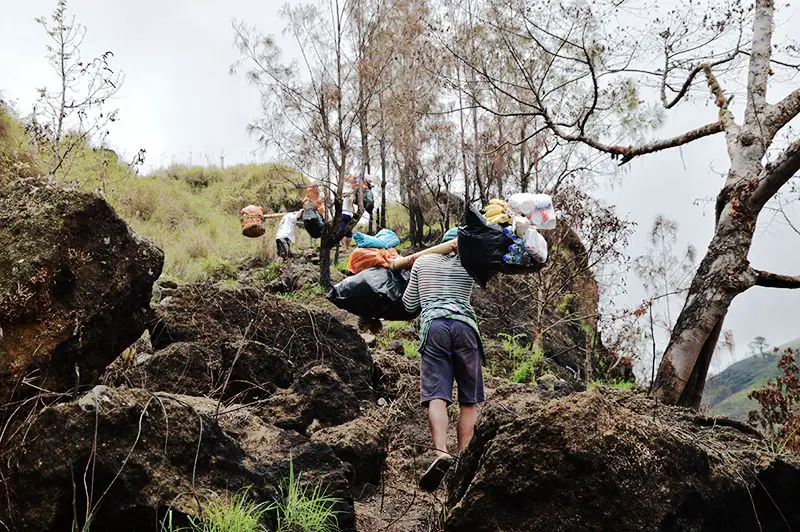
[748,349,800,455]
[500,333,545,384]
[402,339,419,359]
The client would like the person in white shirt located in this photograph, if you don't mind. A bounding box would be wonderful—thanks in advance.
[276,210,301,260]
[340,177,356,251]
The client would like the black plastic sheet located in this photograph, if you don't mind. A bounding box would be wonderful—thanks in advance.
[457,204,543,288]
[326,267,419,320]
[302,206,324,238]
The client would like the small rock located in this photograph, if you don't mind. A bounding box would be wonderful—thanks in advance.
[156,277,179,289]
[387,340,404,356]
[361,333,377,347]
[538,373,558,390]
[307,418,323,435]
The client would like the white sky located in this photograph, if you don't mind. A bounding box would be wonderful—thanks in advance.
[1,0,799,371]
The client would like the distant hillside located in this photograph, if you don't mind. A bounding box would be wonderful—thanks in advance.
[704,337,800,420]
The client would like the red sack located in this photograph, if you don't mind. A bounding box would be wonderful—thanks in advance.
[347,247,399,274]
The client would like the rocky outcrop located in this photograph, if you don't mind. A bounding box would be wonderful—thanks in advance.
[312,417,390,488]
[102,339,293,401]
[446,389,800,531]
[1,385,355,532]
[0,179,163,398]
[148,283,372,396]
[258,364,362,434]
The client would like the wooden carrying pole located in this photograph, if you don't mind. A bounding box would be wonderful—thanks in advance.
[391,240,456,271]
[261,212,289,220]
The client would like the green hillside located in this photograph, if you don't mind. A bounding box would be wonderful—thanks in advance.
[704,338,800,421]
[0,102,315,281]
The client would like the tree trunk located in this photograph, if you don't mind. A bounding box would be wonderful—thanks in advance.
[472,105,486,205]
[379,135,387,229]
[652,186,758,406]
[520,121,528,192]
[408,196,425,247]
[319,241,334,289]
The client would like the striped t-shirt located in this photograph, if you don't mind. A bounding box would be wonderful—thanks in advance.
[402,254,480,349]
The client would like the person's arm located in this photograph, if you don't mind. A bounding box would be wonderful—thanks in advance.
[402,261,421,313]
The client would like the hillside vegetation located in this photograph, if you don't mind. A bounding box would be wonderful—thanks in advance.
[0,103,316,282]
[704,338,800,420]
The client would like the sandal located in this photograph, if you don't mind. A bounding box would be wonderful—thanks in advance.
[418,456,453,492]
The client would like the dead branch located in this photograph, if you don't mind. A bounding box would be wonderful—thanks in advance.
[753,269,800,289]
[545,118,723,165]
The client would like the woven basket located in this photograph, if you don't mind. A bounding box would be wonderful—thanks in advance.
[240,205,265,238]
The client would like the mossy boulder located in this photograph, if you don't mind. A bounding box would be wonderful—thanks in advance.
[0,178,163,398]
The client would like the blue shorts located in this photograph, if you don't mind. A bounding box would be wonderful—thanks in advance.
[420,319,484,406]
[339,214,353,238]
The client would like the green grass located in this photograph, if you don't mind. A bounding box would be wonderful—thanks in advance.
[184,489,269,532]
[270,460,341,532]
[402,339,419,359]
[500,333,545,384]
[0,103,40,184]
[159,463,342,532]
[377,321,415,350]
[589,378,637,392]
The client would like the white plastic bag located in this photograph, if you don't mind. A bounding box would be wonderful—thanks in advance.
[512,215,530,238]
[523,227,548,263]
[508,193,556,230]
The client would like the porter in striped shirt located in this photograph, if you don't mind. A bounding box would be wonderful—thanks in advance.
[402,231,485,494]
[402,253,479,348]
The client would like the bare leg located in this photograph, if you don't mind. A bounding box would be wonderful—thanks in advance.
[456,403,478,452]
[427,399,450,459]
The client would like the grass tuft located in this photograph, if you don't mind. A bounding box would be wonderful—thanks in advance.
[271,460,341,532]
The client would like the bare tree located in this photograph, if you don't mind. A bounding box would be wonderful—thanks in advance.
[29,0,123,180]
[450,0,800,407]
[234,0,388,286]
[634,216,697,337]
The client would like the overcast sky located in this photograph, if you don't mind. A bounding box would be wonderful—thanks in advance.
[1,0,798,372]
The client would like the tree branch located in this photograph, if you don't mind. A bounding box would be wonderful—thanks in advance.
[547,119,723,165]
[744,0,774,128]
[767,87,800,134]
[754,269,800,289]
[661,53,741,110]
[749,136,800,209]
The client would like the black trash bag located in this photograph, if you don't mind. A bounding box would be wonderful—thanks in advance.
[302,205,324,238]
[362,188,375,213]
[457,204,544,289]
[326,267,419,321]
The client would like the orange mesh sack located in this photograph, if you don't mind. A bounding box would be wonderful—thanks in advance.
[240,205,265,238]
[347,247,399,274]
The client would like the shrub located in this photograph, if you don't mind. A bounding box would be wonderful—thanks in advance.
[499,333,532,364]
[501,333,544,384]
[511,360,536,384]
[748,348,800,455]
